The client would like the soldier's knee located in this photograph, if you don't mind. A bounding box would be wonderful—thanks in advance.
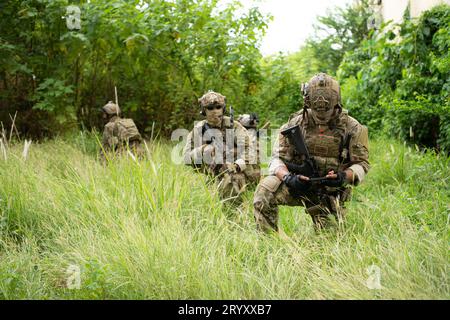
[253,176,281,210]
[256,175,281,194]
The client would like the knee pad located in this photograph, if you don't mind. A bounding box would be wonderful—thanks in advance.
[259,175,282,193]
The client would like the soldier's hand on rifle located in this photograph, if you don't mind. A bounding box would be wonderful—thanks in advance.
[283,173,311,196]
[321,170,347,187]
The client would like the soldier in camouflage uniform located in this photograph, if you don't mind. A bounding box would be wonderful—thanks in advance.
[238,113,259,138]
[237,113,261,182]
[100,101,144,161]
[183,91,260,204]
[253,73,370,232]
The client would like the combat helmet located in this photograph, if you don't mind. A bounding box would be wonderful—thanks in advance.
[102,101,121,116]
[198,91,226,116]
[301,73,342,123]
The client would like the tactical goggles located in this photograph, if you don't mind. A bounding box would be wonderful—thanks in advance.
[310,89,338,109]
[206,104,223,111]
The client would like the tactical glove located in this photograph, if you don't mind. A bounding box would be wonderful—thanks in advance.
[283,173,311,197]
[321,171,347,187]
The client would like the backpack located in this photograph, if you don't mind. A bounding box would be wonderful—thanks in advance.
[116,118,142,143]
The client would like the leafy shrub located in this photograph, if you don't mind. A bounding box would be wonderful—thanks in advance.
[0,0,271,137]
[338,4,450,150]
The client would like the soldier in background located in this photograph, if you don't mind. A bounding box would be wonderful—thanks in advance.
[253,73,370,232]
[237,113,263,182]
[183,91,259,205]
[237,113,259,139]
[100,101,144,161]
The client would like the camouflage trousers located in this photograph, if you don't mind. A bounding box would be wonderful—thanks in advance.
[119,140,145,160]
[216,171,247,205]
[211,164,261,206]
[253,175,349,232]
[242,164,261,187]
[100,140,145,162]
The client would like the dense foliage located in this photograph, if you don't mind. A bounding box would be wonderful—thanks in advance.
[338,4,450,150]
[1,1,449,150]
[307,0,373,75]
[0,0,273,136]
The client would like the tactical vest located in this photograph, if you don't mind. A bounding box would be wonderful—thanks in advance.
[195,117,242,169]
[292,111,350,176]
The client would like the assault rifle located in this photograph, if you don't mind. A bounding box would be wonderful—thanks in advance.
[202,122,215,145]
[280,125,326,182]
[201,121,235,173]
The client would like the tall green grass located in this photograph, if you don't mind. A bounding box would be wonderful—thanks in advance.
[0,133,448,299]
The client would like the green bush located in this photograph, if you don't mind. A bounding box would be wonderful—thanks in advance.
[338,4,450,150]
[0,0,272,136]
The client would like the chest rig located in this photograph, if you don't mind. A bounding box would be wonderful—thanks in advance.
[198,117,238,165]
[295,112,350,176]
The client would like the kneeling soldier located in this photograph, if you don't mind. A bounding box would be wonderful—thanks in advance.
[237,113,263,183]
[183,91,259,205]
[253,73,370,232]
[100,101,144,161]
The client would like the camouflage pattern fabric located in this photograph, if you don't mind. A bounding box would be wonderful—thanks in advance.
[253,108,369,231]
[183,116,261,205]
[198,91,226,108]
[253,176,349,231]
[237,114,261,182]
[102,101,121,116]
[100,116,144,161]
[244,127,260,182]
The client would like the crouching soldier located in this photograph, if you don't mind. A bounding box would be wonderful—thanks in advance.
[237,113,264,183]
[253,73,370,232]
[183,91,259,205]
[100,101,144,161]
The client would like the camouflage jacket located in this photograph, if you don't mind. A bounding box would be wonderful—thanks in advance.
[269,109,370,185]
[101,116,142,152]
[183,116,256,175]
[245,128,259,162]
